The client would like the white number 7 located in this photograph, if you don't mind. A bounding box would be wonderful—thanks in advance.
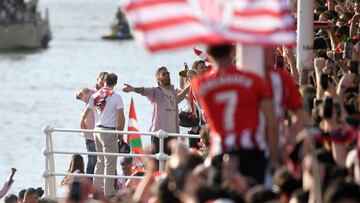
[214,91,237,131]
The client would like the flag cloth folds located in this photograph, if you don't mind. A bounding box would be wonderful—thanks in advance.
[127,98,143,154]
[122,0,295,52]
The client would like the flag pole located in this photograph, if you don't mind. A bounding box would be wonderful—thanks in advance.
[296,0,314,85]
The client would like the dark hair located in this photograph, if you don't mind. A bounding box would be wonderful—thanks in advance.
[37,197,57,203]
[24,188,38,199]
[36,187,44,198]
[4,194,18,203]
[18,189,26,199]
[320,11,335,21]
[206,44,234,59]
[273,166,302,198]
[97,72,108,79]
[105,73,118,86]
[157,177,182,203]
[335,25,350,37]
[314,37,328,50]
[299,85,316,116]
[315,6,327,14]
[324,179,360,203]
[67,154,85,173]
[327,10,339,19]
[343,92,359,115]
[121,157,133,165]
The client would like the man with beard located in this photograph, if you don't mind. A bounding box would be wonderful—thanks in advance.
[123,66,189,155]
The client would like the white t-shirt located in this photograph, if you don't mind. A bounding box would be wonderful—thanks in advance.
[87,92,124,128]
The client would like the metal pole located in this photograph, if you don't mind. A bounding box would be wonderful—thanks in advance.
[48,133,57,198]
[296,0,314,85]
[159,136,165,172]
[44,134,50,197]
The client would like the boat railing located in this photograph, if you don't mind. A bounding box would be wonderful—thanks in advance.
[42,125,200,198]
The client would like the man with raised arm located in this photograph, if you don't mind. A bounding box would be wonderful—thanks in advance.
[80,73,125,198]
[191,44,279,184]
[123,66,189,155]
[75,72,107,177]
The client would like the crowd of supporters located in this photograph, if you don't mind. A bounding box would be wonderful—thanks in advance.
[2,0,360,202]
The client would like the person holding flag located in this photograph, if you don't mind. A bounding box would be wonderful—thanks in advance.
[80,73,125,198]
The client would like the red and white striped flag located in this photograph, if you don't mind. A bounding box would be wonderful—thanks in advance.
[122,0,295,52]
[193,47,209,62]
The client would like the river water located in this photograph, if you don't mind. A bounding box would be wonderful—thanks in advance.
[0,0,197,196]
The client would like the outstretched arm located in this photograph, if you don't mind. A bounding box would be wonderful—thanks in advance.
[123,83,144,95]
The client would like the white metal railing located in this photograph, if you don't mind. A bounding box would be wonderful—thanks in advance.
[42,125,200,198]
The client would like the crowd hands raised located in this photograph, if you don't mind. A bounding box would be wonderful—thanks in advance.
[0,168,49,203]
[68,44,358,202]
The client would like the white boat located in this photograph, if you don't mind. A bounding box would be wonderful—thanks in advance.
[0,9,51,50]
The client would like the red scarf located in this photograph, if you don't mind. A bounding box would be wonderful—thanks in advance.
[93,87,113,114]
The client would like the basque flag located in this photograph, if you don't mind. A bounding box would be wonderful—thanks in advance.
[127,98,143,154]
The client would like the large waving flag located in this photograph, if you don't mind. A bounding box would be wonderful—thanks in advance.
[127,98,143,154]
[122,0,295,52]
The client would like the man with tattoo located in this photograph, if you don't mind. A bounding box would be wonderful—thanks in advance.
[123,66,189,155]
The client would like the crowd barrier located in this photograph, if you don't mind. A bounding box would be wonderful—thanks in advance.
[42,125,200,198]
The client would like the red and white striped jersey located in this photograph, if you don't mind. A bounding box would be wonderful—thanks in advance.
[191,66,271,155]
[255,69,303,151]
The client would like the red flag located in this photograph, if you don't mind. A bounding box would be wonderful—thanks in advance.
[122,0,295,52]
[127,98,143,154]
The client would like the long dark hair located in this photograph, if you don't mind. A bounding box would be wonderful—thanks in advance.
[67,154,84,173]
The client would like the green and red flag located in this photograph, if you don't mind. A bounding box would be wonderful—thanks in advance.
[127,98,143,154]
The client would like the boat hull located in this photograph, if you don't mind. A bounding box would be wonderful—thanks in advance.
[0,19,51,50]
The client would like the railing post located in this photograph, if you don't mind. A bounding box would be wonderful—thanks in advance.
[43,125,57,198]
[155,130,168,172]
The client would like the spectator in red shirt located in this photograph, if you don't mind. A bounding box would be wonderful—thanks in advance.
[191,44,279,184]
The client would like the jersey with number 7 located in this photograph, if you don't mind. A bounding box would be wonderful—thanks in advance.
[191,67,271,155]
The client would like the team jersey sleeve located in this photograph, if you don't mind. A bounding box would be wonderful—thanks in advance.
[282,71,303,110]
